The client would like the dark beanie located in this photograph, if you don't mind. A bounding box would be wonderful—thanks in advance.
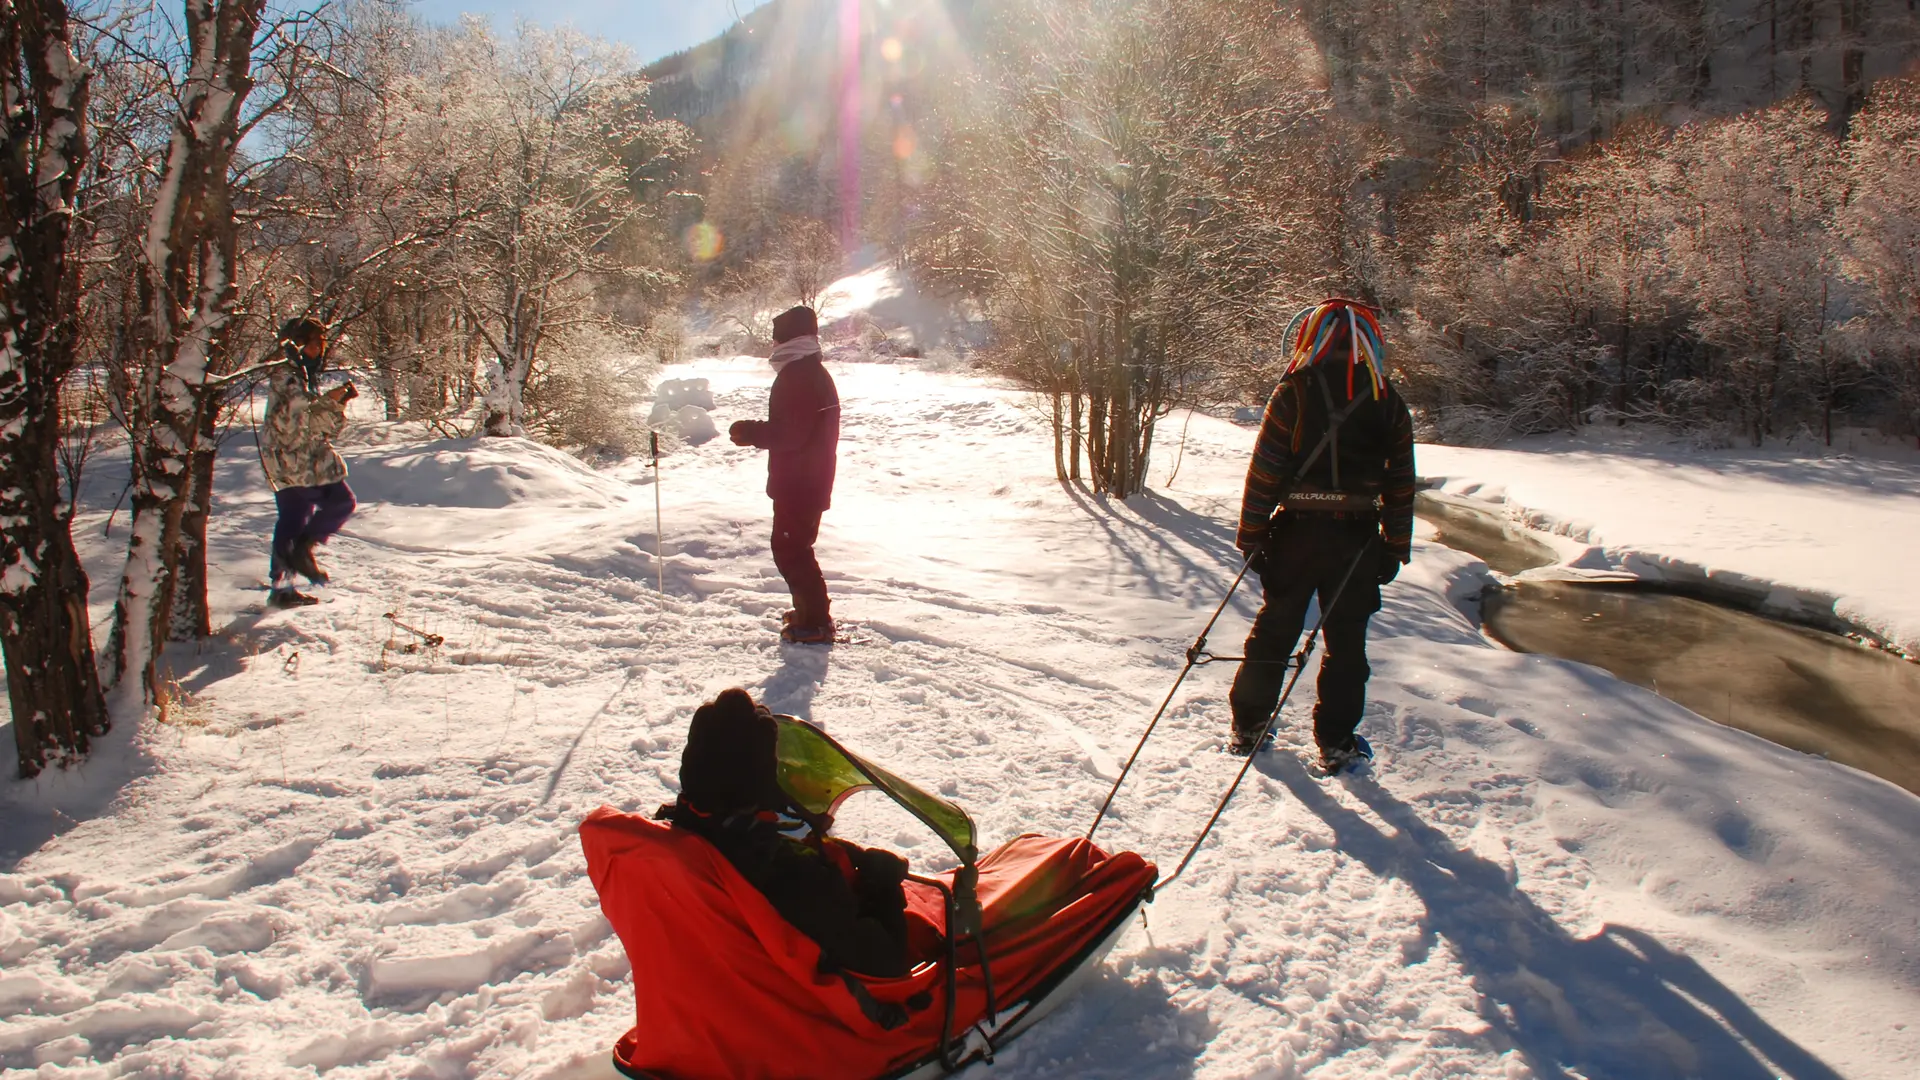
[279,317,325,347]
[771,306,818,344]
[680,688,783,815]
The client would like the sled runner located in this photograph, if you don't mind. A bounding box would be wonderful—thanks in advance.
[582,716,1155,1080]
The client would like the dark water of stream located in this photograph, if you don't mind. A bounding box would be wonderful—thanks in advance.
[1415,491,1560,575]
[1482,583,1920,794]
[1416,492,1920,795]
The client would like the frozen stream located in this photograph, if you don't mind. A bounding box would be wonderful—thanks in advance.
[1416,493,1920,796]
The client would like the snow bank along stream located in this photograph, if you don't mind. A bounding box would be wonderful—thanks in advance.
[1416,493,1920,796]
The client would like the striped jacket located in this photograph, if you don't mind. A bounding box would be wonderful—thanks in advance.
[1237,368,1416,557]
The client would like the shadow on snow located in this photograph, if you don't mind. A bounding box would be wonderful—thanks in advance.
[1258,752,1843,1080]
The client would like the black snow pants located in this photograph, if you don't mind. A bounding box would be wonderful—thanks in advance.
[771,500,831,630]
[1229,516,1384,752]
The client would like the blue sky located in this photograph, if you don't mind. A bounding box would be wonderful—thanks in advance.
[407,0,776,65]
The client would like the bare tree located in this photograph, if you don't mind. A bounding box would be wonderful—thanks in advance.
[0,0,113,776]
[768,215,841,310]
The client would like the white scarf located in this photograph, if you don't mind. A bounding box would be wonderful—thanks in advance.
[769,335,820,371]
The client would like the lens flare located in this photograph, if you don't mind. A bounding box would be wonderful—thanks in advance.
[892,125,917,160]
[685,222,724,263]
[880,37,903,63]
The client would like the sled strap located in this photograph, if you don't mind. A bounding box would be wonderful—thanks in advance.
[1311,368,1367,499]
[839,971,908,1030]
[1153,537,1378,893]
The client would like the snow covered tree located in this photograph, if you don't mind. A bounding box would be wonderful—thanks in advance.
[939,0,1382,492]
[1669,98,1847,445]
[1837,76,1920,444]
[408,21,687,437]
[0,0,112,776]
[107,0,272,697]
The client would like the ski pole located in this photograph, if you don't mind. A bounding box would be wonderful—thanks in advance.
[1087,537,1268,842]
[651,431,665,594]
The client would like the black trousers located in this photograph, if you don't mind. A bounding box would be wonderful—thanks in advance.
[1229,517,1383,751]
[771,501,830,628]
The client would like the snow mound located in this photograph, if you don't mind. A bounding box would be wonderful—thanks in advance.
[817,264,904,323]
[649,379,719,445]
[342,437,634,510]
[652,378,714,411]
[1419,440,1920,653]
[652,404,719,445]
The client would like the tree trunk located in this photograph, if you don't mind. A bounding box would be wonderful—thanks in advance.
[0,0,113,777]
[169,402,220,642]
[1049,388,1067,482]
[109,0,266,698]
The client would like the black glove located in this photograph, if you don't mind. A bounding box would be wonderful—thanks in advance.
[1237,529,1269,575]
[728,420,756,447]
[1379,546,1409,585]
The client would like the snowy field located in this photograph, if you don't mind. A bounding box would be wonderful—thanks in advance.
[4,351,1919,1079]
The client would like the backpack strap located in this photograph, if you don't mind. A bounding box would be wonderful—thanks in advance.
[1293,369,1370,492]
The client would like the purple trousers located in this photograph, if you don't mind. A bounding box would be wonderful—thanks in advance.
[272,481,356,582]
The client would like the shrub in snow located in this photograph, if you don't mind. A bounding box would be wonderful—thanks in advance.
[521,325,656,459]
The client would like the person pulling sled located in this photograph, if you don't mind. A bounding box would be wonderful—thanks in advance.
[1228,299,1416,772]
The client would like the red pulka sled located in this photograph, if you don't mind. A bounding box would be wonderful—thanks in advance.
[581,716,1157,1079]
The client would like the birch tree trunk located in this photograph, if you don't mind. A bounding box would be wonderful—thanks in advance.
[0,0,112,777]
[108,0,265,698]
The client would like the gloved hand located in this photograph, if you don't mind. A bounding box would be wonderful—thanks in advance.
[851,845,909,886]
[1379,545,1410,585]
[1236,527,1268,576]
[728,420,756,446]
[1234,543,1265,577]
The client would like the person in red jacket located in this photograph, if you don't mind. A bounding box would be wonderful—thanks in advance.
[730,306,842,644]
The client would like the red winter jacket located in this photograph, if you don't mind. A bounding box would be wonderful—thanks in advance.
[734,352,840,510]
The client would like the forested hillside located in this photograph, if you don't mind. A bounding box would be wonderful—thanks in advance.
[657,0,1920,496]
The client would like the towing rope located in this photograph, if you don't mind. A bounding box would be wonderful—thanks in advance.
[1149,539,1376,893]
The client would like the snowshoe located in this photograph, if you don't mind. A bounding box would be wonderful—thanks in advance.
[268,587,321,609]
[781,621,837,645]
[1226,726,1273,757]
[1311,735,1373,777]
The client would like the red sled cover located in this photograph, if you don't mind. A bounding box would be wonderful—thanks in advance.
[579,807,1155,1080]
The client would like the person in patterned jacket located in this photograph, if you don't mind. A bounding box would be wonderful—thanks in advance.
[1228,300,1415,770]
[260,318,358,608]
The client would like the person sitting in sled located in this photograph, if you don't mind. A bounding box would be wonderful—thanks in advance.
[661,687,912,977]
[1228,300,1416,771]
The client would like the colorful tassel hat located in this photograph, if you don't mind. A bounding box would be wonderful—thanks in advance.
[1279,298,1388,400]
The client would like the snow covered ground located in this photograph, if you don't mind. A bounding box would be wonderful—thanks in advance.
[1420,435,1920,656]
[3,350,1919,1079]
